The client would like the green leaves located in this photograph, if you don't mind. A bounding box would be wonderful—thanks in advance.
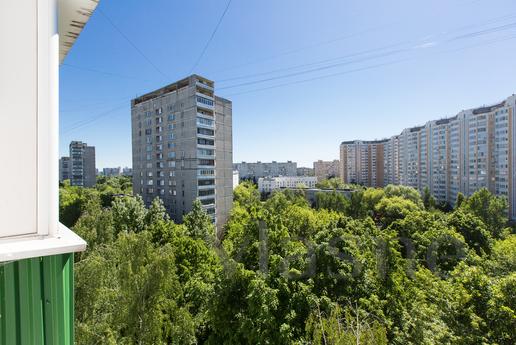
[65,180,515,344]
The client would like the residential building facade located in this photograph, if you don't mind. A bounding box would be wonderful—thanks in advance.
[297,167,314,176]
[313,160,340,180]
[233,170,240,190]
[233,161,297,181]
[69,141,96,187]
[131,75,233,229]
[340,140,387,187]
[339,94,516,219]
[122,167,133,176]
[103,167,122,177]
[59,157,71,182]
[258,176,318,193]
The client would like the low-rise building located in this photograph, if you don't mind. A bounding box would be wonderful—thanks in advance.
[258,176,318,193]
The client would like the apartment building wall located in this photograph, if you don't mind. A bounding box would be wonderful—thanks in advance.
[258,176,318,193]
[59,157,70,182]
[339,94,516,219]
[340,140,387,187]
[131,75,233,228]
[297,167,314,176]
[215,96,233,230]
[234,161,297,180]
[103,167,121,177]
[313,160,340,181]
[69,141,96,187]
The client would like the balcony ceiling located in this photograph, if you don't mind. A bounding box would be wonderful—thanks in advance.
[59,0,99,64]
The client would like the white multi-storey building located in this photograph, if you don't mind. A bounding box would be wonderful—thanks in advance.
[258,176,318,193]
[340,94,516,219]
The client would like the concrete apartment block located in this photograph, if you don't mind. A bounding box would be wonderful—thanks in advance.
[233,161,297,181]
[339,94,516,220]
[131,75,233,229]
[313,160,340,181]
[69,141,96,187]
[59,157,70,182]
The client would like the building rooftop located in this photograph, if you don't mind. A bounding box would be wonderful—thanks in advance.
[131,74,213,106]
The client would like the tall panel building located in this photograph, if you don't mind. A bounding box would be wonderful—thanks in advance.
[59,157,71,182]
[339,94,516,220]
[340,140,386,187]
[313,160,340,181]
[69,141,96,187]
[131,75,233,229]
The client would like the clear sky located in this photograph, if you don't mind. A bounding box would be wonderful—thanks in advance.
[60,0,516,169]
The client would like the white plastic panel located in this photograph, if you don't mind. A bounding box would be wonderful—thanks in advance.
[0,0,38,237]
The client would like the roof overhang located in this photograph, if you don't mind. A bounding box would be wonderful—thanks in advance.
[58,0,99,64]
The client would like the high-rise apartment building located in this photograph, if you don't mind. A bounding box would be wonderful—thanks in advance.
[340,94,516,219]
[233,161,297,180]
[131,75,233,229]
[340,140,387,187]
[69,141,96,187]
[313,160,340,181]
[59,157,71,182]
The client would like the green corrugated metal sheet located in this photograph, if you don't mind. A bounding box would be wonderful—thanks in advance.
[0,254,74,345]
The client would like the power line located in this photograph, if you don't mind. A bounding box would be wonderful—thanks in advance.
[212,23,393,75]
[212,12,516,78]
[189,0,233,74]
[221,33,516,98]
[217,42,409,84]
[61,63,154,82]
[217,18,516,91]
[62,102,128,134]
[97,8,170,80]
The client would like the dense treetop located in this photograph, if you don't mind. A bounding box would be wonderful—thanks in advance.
[61,177,515,344]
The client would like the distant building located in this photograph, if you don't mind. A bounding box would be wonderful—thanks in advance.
[313,160,340,181]
[59,157,71,182]
[131,75,233,229]
[297,167,314,176]
[233,170,240,190]
[122,167,133,177]
[69,141,96,187]
[234,161,297,181]
[103,167,122,177]
[258,176,317,193]
[340,94,516,220]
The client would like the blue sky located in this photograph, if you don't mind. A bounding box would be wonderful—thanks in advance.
[60,0,516,168]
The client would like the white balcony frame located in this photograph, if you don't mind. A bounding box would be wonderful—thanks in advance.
[0,0,98,262]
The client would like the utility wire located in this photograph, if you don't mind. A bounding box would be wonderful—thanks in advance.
[212,23,393,75]
[218,19,516,91]
[222,33,516,98]
[62,63,154,82]
[97,8,170,80]
[62,102,128,133]
[189,0,233,74]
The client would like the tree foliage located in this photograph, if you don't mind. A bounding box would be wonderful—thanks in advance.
[64,181,515,344]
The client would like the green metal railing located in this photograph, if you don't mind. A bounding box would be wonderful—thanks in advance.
[0,254,74,345]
